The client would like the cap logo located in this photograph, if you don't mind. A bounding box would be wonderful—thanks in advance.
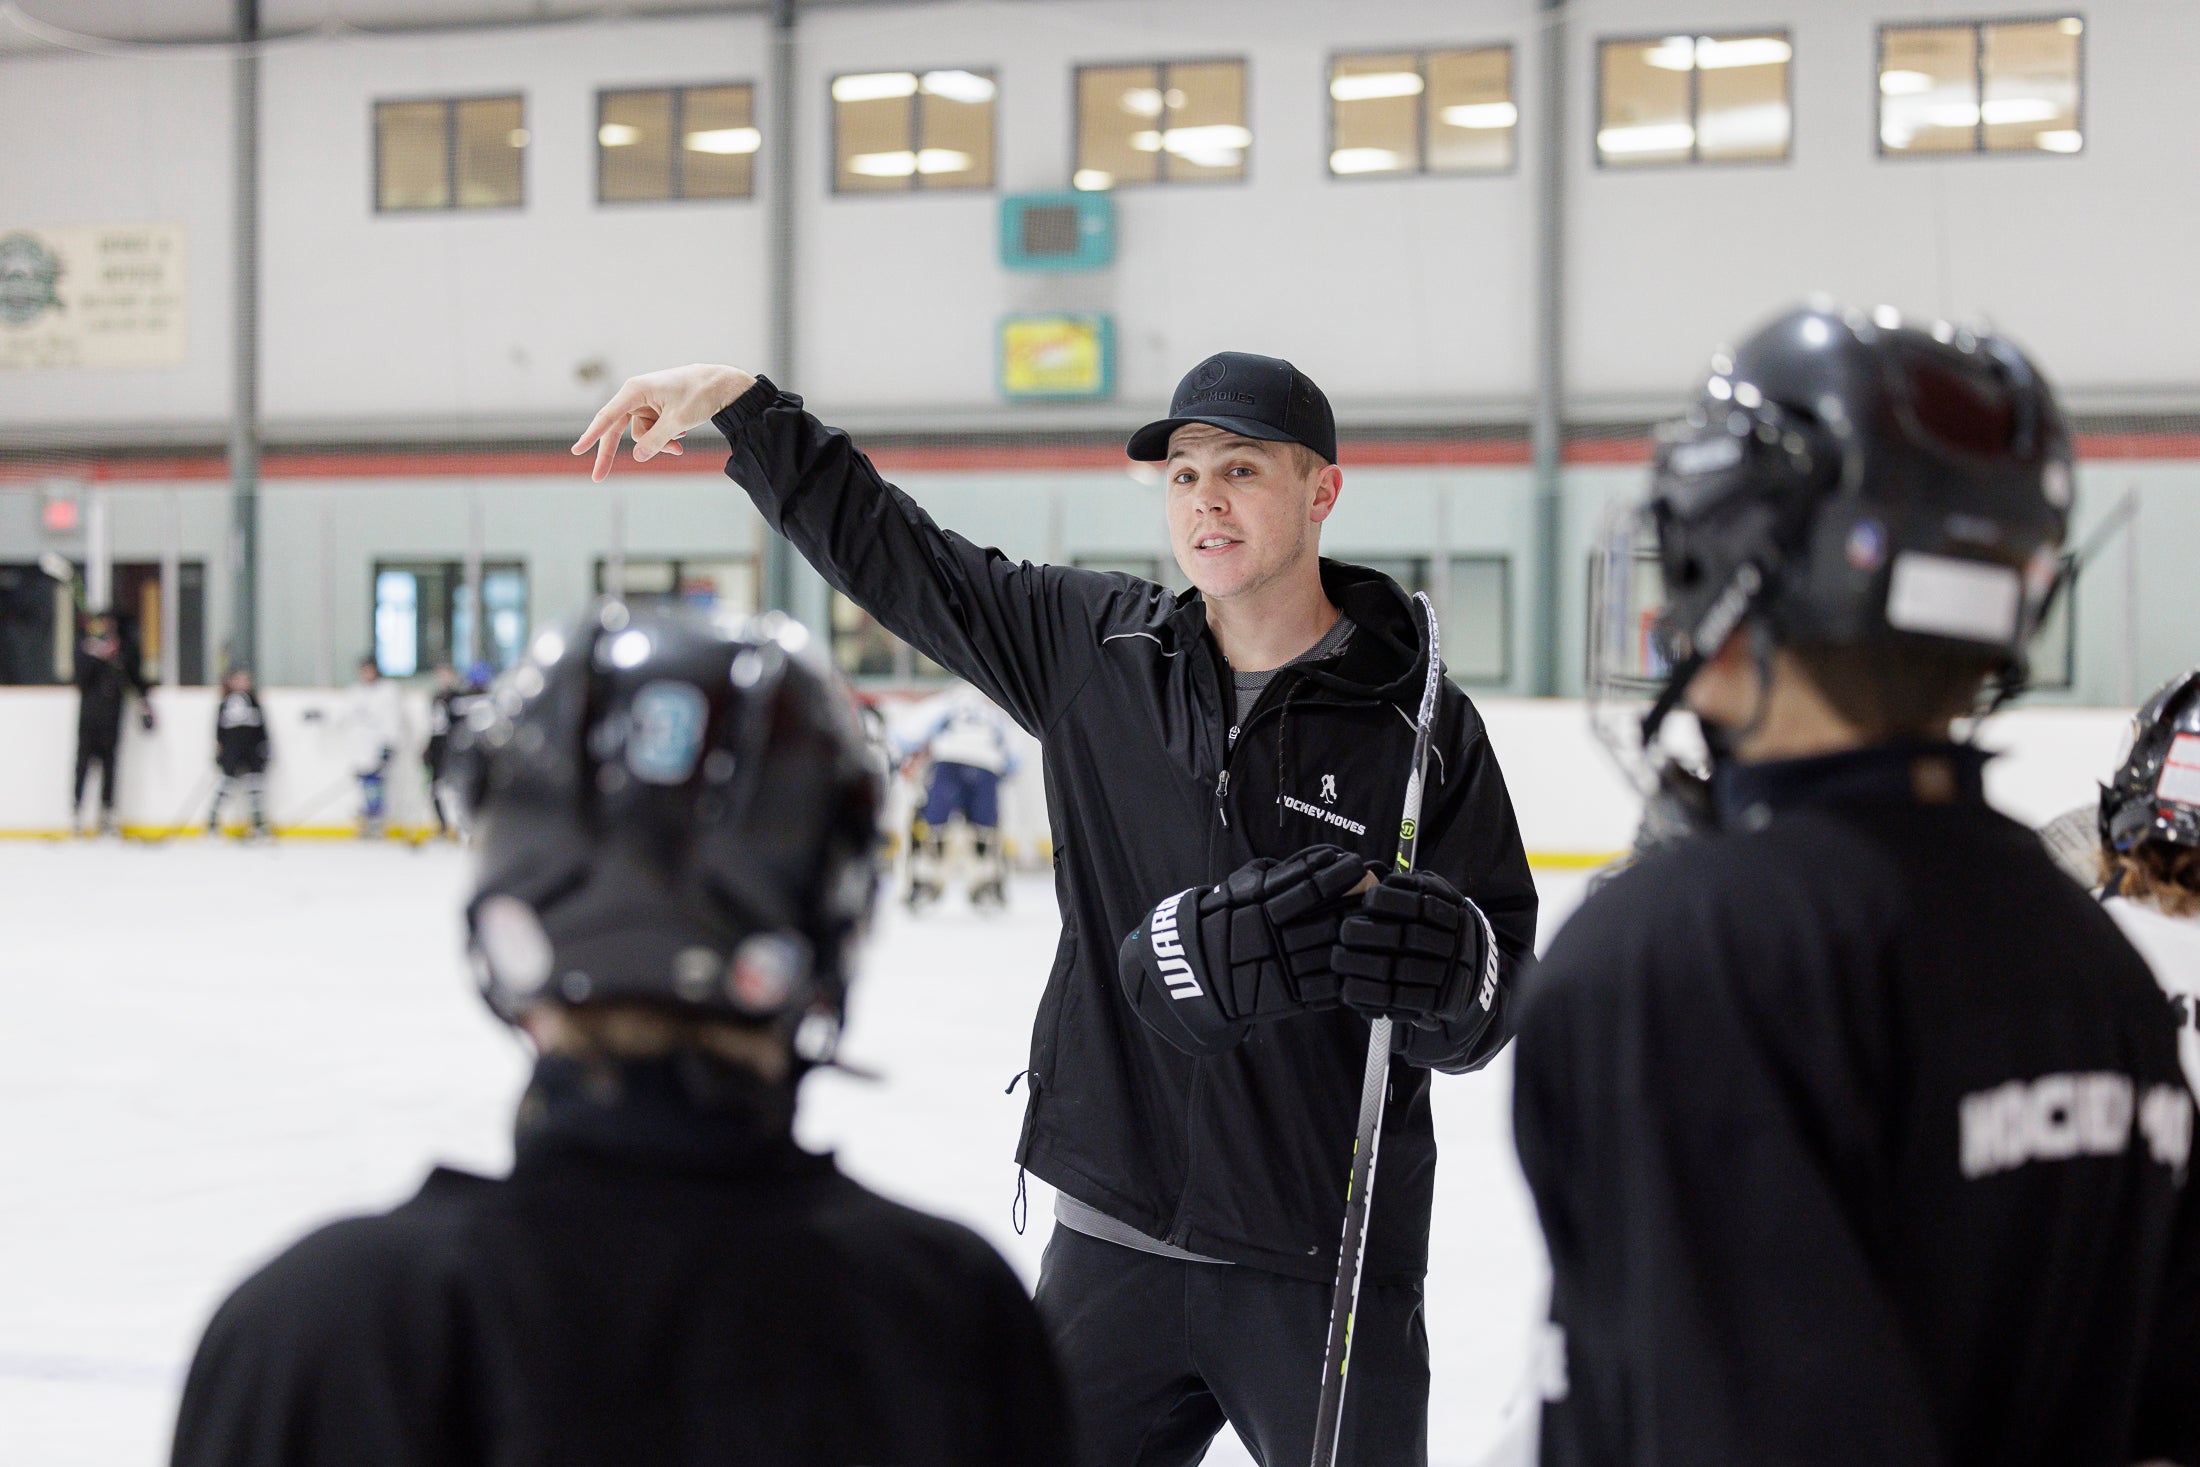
[1192,358,1228,390]
[1181,385,1258,409]
[627,680,709,785]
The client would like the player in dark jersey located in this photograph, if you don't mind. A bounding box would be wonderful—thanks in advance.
[1515,304,2200,1467]
[170,604,1069,1467]
[208,667,270,838]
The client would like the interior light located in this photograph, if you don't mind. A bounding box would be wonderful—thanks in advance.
[1879,69,1935,95]
[832,72,919,103]
[920,70,996,104]
[1880,125,1915,149]
[1160,124,1252,155]
[1926,103,1983,128]
[846,150,918,176]
[1329,71,1424,102]
[598,123,642,148]
[506,128,531,148]
[1439,102,1519,129]
[1872,304,1904,330]
[2035,129,2083,153]
[915,148,974,174]
[1643,36,1697,71]
[1119,87,1165,118]
[610,629,653,669]
[1980,98,2063,125]
[684,127,760,155]
[1072,168,1114,191]
[1693,37,1792,69]
[1128,130,1162,153]
[2059,17,2083,35]
[1329,147,1405,174]
[1596,122,1695,155]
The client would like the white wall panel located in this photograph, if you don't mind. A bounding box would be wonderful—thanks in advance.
[0,52,235,428]
[258,14,774,425]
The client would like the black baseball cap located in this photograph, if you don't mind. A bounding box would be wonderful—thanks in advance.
[1127,351,1338,464]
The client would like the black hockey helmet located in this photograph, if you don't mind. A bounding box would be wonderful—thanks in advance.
[2101,668,2200,854]
[451,602,884,1061]
[1590,303,2074,742]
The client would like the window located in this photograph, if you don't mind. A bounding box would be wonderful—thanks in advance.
[831,68,996,193]
[373,561,527,678]
[595,557,759,614]
[830,592,948,681]
[598,84,758,202]
[1355,556,1512,684]
[1596,32,1791,166]
[1329,47,1516,177]
[1074,60,1248,190]
[1878,17,2083,156]
[375,96,527,211]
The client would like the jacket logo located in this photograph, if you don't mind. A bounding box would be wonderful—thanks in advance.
[1280,794,1367,837]
[1150,890,1201,1001]
[1320,774,1337,804]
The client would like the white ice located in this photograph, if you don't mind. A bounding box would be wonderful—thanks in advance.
[0,840,1589,1467]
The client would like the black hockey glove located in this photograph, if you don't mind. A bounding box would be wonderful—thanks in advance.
[1332,870,1498,1030]
[1118,845,1375,1057]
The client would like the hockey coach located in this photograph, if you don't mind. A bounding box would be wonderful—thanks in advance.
[577,351,1538,1465]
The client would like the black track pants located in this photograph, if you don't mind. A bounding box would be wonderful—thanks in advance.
[1033,1225,1429,1467]
[74,727,119,812]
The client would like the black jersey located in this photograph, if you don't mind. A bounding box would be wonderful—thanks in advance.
[172,1057,1069,1467]
[1514,743,2200,1467]
[214,690,269,775]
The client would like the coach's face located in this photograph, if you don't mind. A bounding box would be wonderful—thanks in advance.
[1165,425,1340,605]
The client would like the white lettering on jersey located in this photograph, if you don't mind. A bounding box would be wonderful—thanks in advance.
[1959,1072,2194,1180]
[1280,794,1368,837]
[1150,890,1201,1001]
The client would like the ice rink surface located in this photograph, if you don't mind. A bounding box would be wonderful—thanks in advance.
[0,840,1591,1467]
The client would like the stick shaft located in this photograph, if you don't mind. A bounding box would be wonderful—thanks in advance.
[1310,594,1441,1467]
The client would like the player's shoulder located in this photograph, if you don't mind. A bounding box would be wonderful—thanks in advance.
[1532,814,1897,1002]
[206,1168,494,1342]
[802,1167,1033,1305]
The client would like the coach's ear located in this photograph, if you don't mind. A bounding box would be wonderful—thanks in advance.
[1309,462,1343,525]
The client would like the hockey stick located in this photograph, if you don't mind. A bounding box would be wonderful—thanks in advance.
[1309,591,1442,1467]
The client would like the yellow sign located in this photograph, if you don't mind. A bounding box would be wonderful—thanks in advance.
[0,223,186,370]
[999,314,1114,400]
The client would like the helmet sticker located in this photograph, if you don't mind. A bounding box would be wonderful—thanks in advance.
[728,933,811,1013]
[1884,553,2021,645]
[1845,519,1887,572]
[2158,734,2200,808]
[476,894,555,996]
[626,680,710,785]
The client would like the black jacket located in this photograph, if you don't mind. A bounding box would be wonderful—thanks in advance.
[713,380,1538,1285]
[1514,745,2200,1467]
[75,630,149,736]
[214,691,270,776]
[171,1058,1068,1467]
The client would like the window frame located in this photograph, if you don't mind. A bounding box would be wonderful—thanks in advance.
[1873,14,2086,161]
[827,65,999,197]
[1591,28,1794,170]
[370,558,528,678]
[1070,56,1254,190]
[1324,44,1518,182]
[372,92,528,215]
[1355,553,1514,686]
[595,80,760,205]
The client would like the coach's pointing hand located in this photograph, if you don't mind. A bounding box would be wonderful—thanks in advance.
[573,364,757,482]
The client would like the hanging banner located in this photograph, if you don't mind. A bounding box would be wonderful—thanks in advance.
[0,224,186,370]
[999,313,1114,401]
